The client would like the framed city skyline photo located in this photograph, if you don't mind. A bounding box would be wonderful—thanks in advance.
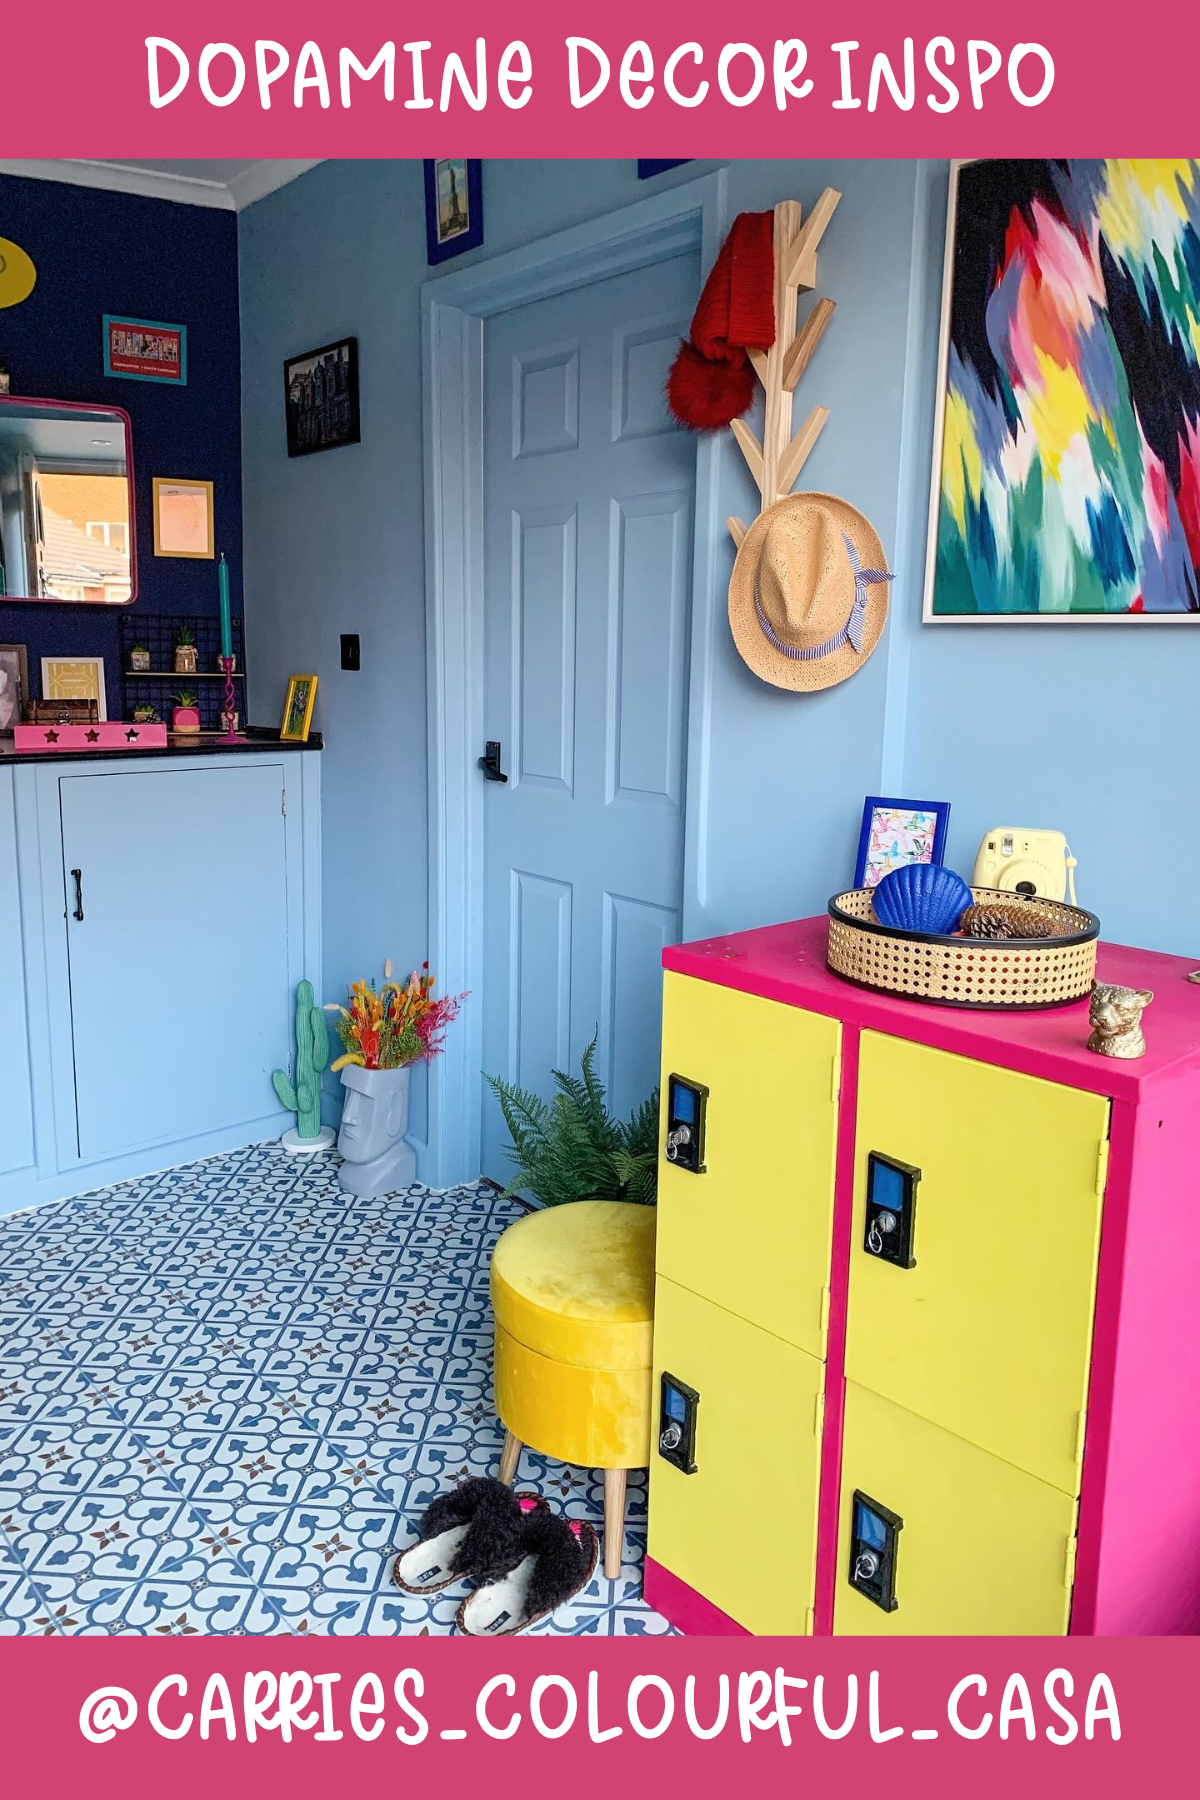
[424,159,483,264]
[284,338,360,458]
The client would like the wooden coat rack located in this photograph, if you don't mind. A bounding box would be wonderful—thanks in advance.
[727,189,841,547]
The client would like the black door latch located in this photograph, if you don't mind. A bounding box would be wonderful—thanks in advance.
[478,740,508,783]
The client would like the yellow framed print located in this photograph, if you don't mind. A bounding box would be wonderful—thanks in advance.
[281,674,318,742]
[152,477,214,559]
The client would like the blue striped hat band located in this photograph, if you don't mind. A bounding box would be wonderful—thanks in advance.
[756,532,893,662]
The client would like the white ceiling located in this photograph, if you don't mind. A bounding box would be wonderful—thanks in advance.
[0,158,322,212]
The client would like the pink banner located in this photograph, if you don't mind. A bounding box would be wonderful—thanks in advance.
[0,3,1189,157]
[0,1637,1188,1793]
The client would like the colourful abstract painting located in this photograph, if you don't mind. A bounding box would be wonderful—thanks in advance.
[927,159,1200,619]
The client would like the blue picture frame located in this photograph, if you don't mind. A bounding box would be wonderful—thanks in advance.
[638,160,691,180]
[102,315,187,385]
[424,159,483,265]
[854,795,951,890]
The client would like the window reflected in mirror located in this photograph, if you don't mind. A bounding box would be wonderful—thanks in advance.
[0,398,135,604]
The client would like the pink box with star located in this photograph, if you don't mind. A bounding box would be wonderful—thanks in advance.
[13,722,169,752]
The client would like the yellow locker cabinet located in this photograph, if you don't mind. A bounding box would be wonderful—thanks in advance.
[649,1274,824,1636]
[645,914,1200,1637]
[847,1032,1109,1496]
[835,1383,1077,1635]
[656,971,840,1360]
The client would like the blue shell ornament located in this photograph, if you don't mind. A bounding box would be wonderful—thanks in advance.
[871,862,972,936]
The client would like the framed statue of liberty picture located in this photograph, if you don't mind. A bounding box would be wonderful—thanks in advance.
[424,159,483,265]
[924,159,1200,622]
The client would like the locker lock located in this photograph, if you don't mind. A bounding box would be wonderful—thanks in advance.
[848,1491,902,1612]
[864,1152,920,1269]
[658,1373,699,1475]
[665,1075,708,1174]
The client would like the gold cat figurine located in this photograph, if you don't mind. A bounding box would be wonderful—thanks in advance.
[1087,980,1153,1060]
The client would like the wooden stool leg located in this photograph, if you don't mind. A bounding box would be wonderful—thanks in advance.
[603,1468,627,1580]
[498,1430,522,1486]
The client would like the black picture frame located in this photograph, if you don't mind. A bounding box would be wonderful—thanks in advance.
[283,337,360,459]
[637,160,692,180]
[424,159,484,265]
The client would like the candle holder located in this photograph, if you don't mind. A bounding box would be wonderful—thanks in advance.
[219,656,243,741]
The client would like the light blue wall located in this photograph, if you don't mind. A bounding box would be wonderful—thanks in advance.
[239,158,925,1144]
[239,157,1194,1166]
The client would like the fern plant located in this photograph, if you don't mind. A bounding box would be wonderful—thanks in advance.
[484,1035,659,1207]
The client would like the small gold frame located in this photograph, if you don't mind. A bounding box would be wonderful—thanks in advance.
[152,476,215,559]
[281,674,318,742]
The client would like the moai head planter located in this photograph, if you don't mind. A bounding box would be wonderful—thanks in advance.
[336,1064,417,1196]
[1087,981,1153,1061]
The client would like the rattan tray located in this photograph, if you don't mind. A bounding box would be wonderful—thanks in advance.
[827,886,1100,1009]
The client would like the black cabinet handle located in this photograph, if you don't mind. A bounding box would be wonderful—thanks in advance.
[71,868,84,922]
[478,740,509,783]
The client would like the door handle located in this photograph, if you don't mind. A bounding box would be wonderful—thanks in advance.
[478,740,509,783]
[71,868,84,922]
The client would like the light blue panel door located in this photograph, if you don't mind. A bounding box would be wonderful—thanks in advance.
[59,763,290,1162]
[481,251,699,1178]
[0,770,35,1176]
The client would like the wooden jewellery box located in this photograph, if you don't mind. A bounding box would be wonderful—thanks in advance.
[646,914,1200,1636]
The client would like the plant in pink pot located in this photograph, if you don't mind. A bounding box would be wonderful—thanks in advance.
[172,690,201,733]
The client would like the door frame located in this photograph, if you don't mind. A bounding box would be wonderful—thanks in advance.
[421,169,728,1188]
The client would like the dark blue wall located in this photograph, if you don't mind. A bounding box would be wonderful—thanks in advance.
[0,173,242,715]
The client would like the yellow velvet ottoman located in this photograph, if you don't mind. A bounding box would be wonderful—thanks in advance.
[491,1200,655,1579]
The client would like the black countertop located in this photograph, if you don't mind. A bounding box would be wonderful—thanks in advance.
[0,727,323,768]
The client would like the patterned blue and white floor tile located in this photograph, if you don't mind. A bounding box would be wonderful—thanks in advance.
[0,1145,675,1637]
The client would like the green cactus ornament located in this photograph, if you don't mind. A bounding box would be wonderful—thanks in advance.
[273,979,333,1147]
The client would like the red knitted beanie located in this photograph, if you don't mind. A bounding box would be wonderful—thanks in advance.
[666,211,776,432]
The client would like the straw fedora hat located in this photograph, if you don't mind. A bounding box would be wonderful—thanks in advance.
[728,493,892,692]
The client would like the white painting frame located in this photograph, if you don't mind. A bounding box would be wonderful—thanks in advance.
[923,157,1200,626]
[40,655,107,719]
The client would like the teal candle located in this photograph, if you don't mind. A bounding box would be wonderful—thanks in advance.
[218,552,232,660]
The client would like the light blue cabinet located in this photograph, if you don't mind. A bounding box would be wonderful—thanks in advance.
[0,770,35,1181]
[1,749,322,1216]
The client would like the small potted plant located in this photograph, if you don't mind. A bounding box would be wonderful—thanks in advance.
[174,625,198,674]
[486,1036,659,1206]
[132,704,160,724]
[129,643,151,672]
[172,690,201,733]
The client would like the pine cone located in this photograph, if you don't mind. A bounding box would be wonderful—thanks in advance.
[960,902,1055,940]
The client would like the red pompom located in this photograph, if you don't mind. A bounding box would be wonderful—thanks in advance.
[666,340,756,432]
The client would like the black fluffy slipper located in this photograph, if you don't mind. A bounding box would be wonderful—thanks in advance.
[455,1509,599,1635]
[393,1477,548,1594]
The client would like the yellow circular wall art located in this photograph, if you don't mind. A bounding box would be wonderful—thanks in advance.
[0,237,37,309]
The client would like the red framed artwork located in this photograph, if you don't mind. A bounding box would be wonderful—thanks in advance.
[103,315,187,385]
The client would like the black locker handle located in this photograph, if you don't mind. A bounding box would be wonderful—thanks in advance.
[71,868,84,922]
